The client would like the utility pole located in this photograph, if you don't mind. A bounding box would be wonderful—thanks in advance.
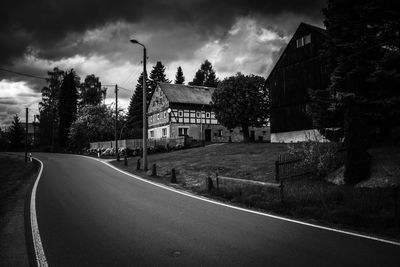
[25,107,28,163]
[115,84,120,161]
[142,46,148,171]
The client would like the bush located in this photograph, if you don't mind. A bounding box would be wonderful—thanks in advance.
[287,141,345,178]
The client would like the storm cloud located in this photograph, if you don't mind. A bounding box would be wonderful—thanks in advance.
[0,0,326,126]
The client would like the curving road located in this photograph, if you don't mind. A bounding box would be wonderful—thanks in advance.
[33,153,399,266]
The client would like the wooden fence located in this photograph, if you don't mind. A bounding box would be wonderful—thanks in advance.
[90,137,186,150]
[275,143,346,182]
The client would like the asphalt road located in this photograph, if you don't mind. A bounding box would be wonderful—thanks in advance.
[33,153,399,266]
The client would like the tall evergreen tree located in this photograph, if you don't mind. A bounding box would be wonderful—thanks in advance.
[39,67,64,150]
[189,60,219,87]
[58,69,79,148]
[8,114,24,150]
[79,74,105,106]
[126,72,150,138]
[149,61,170,98]
[175,66,185,84]
[311,0,400,183]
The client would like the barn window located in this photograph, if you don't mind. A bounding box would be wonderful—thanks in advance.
[296,34,311,48]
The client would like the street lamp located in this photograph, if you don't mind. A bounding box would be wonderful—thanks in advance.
[130,38,148,171]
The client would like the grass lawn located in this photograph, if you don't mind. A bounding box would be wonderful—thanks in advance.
[143,142,287,183]
[111,143,400,241]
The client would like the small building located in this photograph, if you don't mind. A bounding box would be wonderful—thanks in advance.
[265,22,330,142]
[147,83,270,142]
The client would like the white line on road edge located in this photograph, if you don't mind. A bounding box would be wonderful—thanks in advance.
[31,158,48,267]
[80,155,400,247]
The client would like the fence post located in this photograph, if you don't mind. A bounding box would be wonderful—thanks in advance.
[216,172,219,191]
[152,163,157,176]
[171,168,177,183]
[206,176,214,191]
[137,158,140,170]
[280,180,284,203]
[124,154,127,166]
[275,160,280,183]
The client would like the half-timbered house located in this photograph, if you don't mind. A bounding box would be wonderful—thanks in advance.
[266,22,330,142]
[147,83,270,142]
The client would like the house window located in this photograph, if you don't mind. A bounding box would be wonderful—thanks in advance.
[150,130,154,138]
[157,114,160,120]
[178,110,183,117]
[178,127,188,136]
[296,34,311,48]
[150,116,153,123]
[162,128,167,137]
[164,111,167,118]
[196,112,200,118]
[206,112,210,118]
[218,129,223,137]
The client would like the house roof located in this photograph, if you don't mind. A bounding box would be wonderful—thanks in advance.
[266,22,327,83]
[158,83,215,105]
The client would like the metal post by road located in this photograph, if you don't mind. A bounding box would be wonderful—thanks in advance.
[115,84,120,161]
[25,107,28,163]
[142,46,148,171]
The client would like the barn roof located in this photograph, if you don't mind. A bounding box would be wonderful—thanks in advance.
[265,22,327,83]
[158,83,215,105]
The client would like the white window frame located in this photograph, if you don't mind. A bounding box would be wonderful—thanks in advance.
[162,128,167,137]
[206,112,210,118]
[178,127,189,136]
[150,130,154,138]
[157,113,160,120]
[164,111,167,118]
[178,110,183,117]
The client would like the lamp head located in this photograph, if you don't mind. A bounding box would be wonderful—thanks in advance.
[167,108,172,114]
[130,39,139,44]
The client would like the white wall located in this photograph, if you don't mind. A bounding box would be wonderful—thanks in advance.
[271,129,328,143]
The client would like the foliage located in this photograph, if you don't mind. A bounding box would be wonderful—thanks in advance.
[58,69,79,148]
[211,73,268,141]
[68,105,114,151]
[126,72,150,138]
[149,61,170,97]
[175,66,185,84]
[310,0,400,183]
[39,67,64,150]
[0,128,8,151]
[79,74,105,106]
[287,141,345,178]
[8,114,24,150]
[189,60,219,87]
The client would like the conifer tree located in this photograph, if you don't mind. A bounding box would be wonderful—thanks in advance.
[189,60,218,87]
[175,66,185,84]
[8,114,24,150]
[149,61,170,98]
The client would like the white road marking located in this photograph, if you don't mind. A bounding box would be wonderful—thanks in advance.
[79,155,400,247]
[31,158,48,267]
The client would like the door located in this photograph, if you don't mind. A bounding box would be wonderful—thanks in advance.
[205,129,212,142]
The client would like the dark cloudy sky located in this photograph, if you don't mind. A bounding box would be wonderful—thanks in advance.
[0,0,326,126]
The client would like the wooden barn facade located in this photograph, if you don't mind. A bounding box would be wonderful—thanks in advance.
[147,83,270,142]
[266,22,330,142]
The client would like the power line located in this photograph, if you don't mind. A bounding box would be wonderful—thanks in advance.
[0,67,47,80]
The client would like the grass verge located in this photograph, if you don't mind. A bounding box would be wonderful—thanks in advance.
[110,143,400,242]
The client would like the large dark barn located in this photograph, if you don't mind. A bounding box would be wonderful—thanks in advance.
[266,22,330,142]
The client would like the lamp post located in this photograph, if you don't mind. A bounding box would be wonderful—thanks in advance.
[130,39,148,171]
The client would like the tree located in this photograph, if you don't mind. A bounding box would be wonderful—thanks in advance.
[58,69,79,149]
[69,105,114,151]
[189,60,219,87]
[126,72,150,138]
[39,67,64,151]
[149,61,170,98]
[211,73,268,142]
[79,74,105,106]
[8,114,24,150]
[175,66,185,84]
[311,0,400,184]
[0,127,8,151]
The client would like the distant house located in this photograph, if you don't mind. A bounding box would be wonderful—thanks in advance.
[265,22,330,142]
[147,83,270,142]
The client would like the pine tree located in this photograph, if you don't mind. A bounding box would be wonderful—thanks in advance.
[126,72,150,138]
[149,61,170,98]
[58,69,79,148]
[175,66,185,84]
[8,114,24,150]
[189,60,219,87]
[311,0,400,184]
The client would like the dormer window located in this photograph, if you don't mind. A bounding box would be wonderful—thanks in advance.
[296,34,311,48]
